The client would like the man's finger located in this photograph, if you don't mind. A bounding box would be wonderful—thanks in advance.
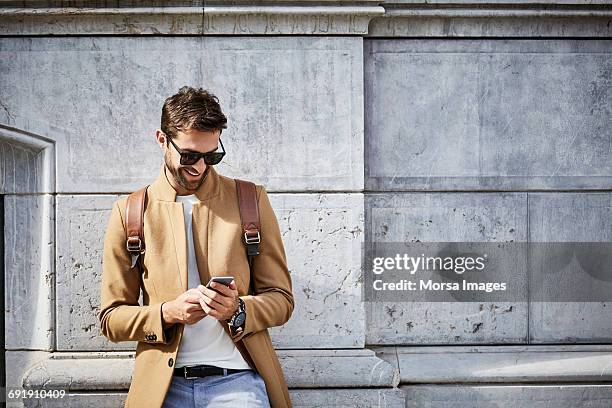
[202,291,225,309]
[209,281,236,298]
[200,296,213,314]
[186,303,205,313]
[200,298,226,318]
[185,292,205,304]
[203,286,234,308]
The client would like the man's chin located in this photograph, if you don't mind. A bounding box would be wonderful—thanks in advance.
[179,181,199,191]
[178,176,203,191]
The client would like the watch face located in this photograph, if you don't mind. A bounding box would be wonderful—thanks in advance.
[233,312,246,328]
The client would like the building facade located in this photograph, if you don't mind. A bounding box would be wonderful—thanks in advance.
[1,1,611,406]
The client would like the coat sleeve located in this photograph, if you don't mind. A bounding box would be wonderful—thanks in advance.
[98,199,176,345]
[231,185,294,342]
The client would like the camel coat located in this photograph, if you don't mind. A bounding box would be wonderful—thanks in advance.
[98,164,294,407]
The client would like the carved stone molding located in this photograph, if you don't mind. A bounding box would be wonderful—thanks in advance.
[21,349,399,389]
[203,5,385,35]
[1,2,609,36]
[370,1,612,37]
[0,4,386,35]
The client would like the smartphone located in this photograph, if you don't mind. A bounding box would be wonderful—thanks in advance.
[206,276,234,290]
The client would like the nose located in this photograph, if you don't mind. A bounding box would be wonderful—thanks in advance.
[192,157,207,174]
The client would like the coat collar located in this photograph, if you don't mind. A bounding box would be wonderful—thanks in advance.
[149,163,221,202]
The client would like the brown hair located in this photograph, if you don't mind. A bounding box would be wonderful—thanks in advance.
[161,86,227,139]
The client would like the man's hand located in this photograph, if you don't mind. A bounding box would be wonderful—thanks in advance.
[197,281,239,321]
[162,288,208,326]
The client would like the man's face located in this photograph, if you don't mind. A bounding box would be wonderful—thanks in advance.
[156,127,221,194]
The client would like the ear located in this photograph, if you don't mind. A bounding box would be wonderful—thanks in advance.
[155,129,167,149]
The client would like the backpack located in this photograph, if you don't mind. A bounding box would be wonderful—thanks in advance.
[124,179,261,292]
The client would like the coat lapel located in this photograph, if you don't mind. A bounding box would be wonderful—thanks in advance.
[148,164,221,294]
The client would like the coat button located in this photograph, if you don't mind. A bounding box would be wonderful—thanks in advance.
[168,358,174,367]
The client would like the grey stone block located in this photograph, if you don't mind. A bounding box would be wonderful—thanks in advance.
[402,384,612,408]
[268,193,365,348]
[0,36,363,193]
[528,193,612,343]
[4,194,54,350]
[290,388,405,407]
[202,37,364,192]
[367,301,527,345]
[529,302,612,344]
[0,37,200,195]
[365,39,612,191]
[366,193,527,242]
[373,344,612,383]
[57,193,364,350]
[529,193,612,242]
[55,194,132,351]
[365,193,528,344]
[278,349,398,387]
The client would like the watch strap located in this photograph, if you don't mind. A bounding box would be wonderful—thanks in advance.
[229,298,246,333]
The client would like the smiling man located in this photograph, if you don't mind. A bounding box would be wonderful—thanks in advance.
[98,87,294,408]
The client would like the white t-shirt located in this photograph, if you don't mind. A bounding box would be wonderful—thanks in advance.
[174,193,250,369]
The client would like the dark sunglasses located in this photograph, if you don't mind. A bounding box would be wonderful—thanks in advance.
[166,136,226,166]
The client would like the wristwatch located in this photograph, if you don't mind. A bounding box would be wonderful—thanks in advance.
[227,298,246,335]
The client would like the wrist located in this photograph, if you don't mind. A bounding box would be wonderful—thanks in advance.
[228,298,246,334]
[161,301,175,327]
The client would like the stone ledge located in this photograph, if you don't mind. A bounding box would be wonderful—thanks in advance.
[0,4,385,35]
[384,0,611,3]
[383,7,612,18]
[203,5,385,35]
[372,345,612,384]
[279,349,399,388]
[402,384,612,408]
[369,3,612,37]
[3,2,611,36]
[21,349,399,390]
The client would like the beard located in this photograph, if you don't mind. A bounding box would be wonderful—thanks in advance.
[164,150,209,192]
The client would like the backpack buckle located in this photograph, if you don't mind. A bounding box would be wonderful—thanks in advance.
[244,230,260,245]
[126,236,145,254]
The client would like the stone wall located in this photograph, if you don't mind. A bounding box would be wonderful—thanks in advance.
[1,1,611,407]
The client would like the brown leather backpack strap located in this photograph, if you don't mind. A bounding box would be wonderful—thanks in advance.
[125,185,148,268]
[235,179,261,258]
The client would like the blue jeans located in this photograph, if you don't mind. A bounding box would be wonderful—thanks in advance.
[162,369,271,408]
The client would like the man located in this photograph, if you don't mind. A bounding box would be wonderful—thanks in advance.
[98,87,294,407]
